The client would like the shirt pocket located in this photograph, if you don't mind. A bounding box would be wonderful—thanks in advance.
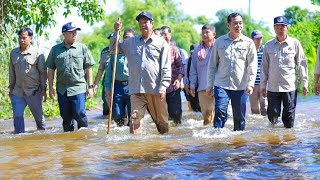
[235,45,248,60]
[148,46,160,60]
[72,55,84,70]
[283,50,295,68]
[26,56,37,73]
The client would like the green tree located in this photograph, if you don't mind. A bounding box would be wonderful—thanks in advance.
[0,0,105,60]
[0,0,105,119]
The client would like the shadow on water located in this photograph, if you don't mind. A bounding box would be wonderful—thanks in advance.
[1,95,320,178]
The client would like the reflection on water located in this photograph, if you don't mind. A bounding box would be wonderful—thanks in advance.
[1,96,320,178]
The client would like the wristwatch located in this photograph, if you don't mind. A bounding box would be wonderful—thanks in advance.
[88,85,94,89]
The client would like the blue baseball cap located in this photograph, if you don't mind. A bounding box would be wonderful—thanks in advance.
[274,16,288,26]
[62,22,81,33]
[251,30,263,39]
[136,11,153,21]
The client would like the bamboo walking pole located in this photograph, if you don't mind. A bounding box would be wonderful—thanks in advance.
[107,18,121,134]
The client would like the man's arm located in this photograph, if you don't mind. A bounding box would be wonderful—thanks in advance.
[245,40,258,95]
[47,68,55,100]
[260,45,269,97]
[296,41,308,96]
[86,66,94,99]
[37,52,47,101]
[8,53,15,97]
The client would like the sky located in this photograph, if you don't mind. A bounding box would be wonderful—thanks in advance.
[41,0,319,49]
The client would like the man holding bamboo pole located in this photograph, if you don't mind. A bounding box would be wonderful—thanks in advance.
[110,11,171,134]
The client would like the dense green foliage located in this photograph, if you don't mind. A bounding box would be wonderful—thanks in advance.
[0,0,104,119]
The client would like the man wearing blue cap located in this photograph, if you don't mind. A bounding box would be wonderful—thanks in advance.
[46,22,95,132]
[260,16,308,128]
[249,30,267,116]
[110,11,171,134]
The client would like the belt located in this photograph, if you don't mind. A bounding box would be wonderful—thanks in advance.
[115,80,128,86]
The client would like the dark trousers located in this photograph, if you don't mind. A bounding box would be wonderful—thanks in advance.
[214,86,248,131]
[267,90,297,128]
[166,89,182,123]
[183,88,201,112]
[102,73,109,115]
[57,92,88,132]
[112,83,131,126]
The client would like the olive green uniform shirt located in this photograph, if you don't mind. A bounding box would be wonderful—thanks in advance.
[45,42,95,96]
[98,46,110,71]
[9,45,47,96]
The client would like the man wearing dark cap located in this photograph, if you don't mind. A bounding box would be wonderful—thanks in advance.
[260,16,308,128]
[93,32,114,116]
[249,30,267,116]
[110,11,171,134]
[46,22,95,132]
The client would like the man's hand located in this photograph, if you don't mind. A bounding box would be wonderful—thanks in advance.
[8,90,12,98]
[261,87,267,97]
[302,87,308,96]
[184,85,190,95]
[41,89,47,102]
[189,88,195,97]
[314,83,319,96]
[245,85,253,96]
[114,20,122,32]
[206,88,213,97]
[173,80,181,90]
[49,87,55,102]
[159,90,166,101]
[93,83,98,94]
[87,88,94,99]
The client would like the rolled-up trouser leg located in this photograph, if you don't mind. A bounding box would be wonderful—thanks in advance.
[198,90,214,125]
[146,93,169,134]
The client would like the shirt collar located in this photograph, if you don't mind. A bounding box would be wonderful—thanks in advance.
[224,33,245,41]
[16,45,35,55]
[274,35,293,45]
[59,42,78,49]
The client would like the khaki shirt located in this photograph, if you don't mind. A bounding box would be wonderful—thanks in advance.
[45,42,95,96]
[98,46,110,71]
[9,45,47,96]
[109,33,171,95]
[207,33,257,90]
[314,43,320,75]
[260,36,308,92]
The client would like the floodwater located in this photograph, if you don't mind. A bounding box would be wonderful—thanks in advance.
[1,95,320,179]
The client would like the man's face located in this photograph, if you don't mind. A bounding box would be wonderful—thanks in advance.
[253,37,263,48]
[227,15,243,34]
[274,24,288,38]
[63,30,77,44]
[18,31,32,49]
[138,17,153,34]
[162,28,171,42]
[123,32,134,40]
[201,28,216,43]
